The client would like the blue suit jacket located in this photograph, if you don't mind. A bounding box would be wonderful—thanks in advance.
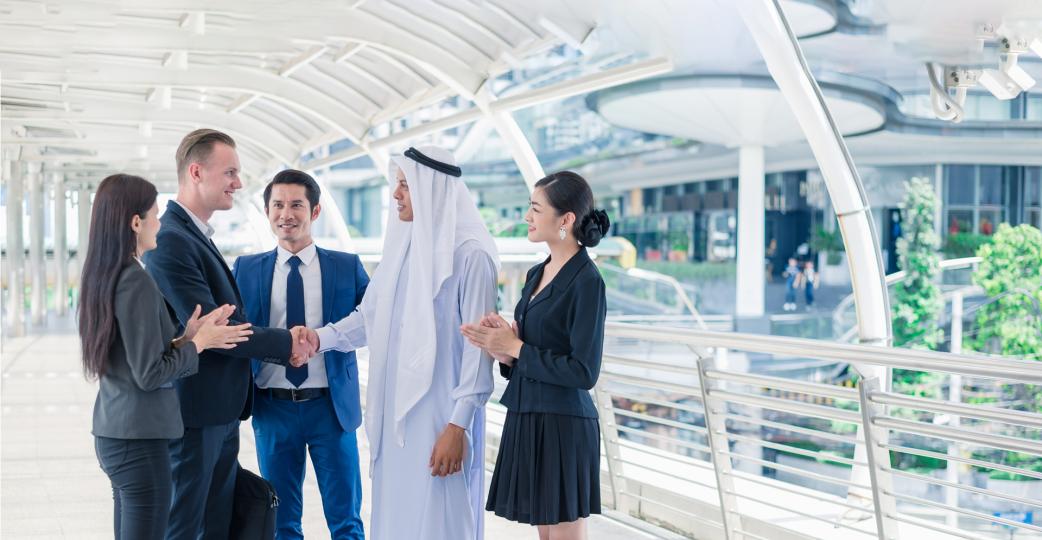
[145,201,293,428]
[232,246,369,432]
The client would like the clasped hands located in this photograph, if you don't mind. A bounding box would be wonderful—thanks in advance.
[288,326,320,367]
[460,312,522,366]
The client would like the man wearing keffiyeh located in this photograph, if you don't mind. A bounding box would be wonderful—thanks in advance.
[296,145,499,539]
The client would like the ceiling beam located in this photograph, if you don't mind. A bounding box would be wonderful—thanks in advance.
[3,61,369,139]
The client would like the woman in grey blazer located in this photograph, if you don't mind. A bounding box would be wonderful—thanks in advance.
[78,174,253,540]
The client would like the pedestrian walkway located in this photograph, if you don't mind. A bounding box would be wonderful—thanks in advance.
[1,321,669,539]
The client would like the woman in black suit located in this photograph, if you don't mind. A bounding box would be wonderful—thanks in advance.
[462,171,609,540]
[78,174,253,540]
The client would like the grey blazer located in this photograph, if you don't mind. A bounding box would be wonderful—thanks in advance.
[91,263,199,439]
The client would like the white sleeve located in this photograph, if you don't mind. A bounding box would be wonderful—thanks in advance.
[315,309,367,353]
[449,250,498,430]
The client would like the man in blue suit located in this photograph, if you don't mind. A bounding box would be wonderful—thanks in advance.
[232,169,368,539]
[146,129,314,540]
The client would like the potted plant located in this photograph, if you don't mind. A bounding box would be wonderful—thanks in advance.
[668,231,689,262]
[810,226,849,286]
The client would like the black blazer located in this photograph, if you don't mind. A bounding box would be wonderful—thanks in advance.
[92,263,199,439]
[498,248,606,418]
[144,201,292,428]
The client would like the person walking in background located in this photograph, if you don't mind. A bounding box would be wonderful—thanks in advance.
[462,171,610,540]
[782,257,799,311]
[232,170,368,539]
[144,129,313,540]
[79,174,252,540]
[802,260,817,309]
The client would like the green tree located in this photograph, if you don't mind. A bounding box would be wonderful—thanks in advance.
[968,224,1042,358]
[892,177,944,350]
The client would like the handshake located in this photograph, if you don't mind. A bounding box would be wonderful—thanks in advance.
[289,326,320,367]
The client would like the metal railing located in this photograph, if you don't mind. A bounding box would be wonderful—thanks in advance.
[355,316,1042,539]
[592,322,1042,539]
[832,257,983,343]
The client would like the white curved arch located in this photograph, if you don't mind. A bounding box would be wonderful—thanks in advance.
[2,61,369,138]
[3,105,301,166]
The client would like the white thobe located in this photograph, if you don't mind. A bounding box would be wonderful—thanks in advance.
[316,241,497,540]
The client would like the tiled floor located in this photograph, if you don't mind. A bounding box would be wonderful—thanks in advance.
[1,323,667,539]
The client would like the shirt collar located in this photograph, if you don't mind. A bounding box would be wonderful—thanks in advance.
[276,242,317,267]
[173,200,215,238]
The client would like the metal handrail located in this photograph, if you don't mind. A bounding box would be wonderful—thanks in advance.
[831,256,982,342]
[596,321,1042,540]
[606,322,1042,382]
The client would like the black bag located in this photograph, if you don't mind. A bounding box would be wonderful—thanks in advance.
[230,465,278,540]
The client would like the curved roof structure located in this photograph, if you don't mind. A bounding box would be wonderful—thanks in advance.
[1,0,618,190]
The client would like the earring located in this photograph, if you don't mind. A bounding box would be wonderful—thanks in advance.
[558,227,567,240]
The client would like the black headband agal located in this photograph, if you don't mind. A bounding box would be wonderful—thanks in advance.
[404,147,462,177]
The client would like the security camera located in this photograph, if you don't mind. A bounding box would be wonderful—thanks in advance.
[1000,54,1036,91]
[979,68,1021,100]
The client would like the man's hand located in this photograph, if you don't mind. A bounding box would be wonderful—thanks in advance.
[289,326,319,367]
[429,423,466,477]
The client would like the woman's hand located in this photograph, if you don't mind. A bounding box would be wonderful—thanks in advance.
[179,304,235,345]
[189,307,253,352]
[461,312,523,364]
[477,313,519,367]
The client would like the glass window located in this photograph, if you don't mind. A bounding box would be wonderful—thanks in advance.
[946,165,975,205]
[947,209,973,234]
[978,166,1005,205]
[1026,167,1041,207]
[978,209,1003,235]
[1027,209,1041,229]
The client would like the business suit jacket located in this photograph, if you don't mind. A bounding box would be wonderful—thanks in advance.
[92,263,199,440]
[232,247,370,432]
[145,201,292,428]
[498,247,606,418]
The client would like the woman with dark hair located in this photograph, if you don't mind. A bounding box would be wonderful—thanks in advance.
[79,173,253,540]
[461,171,610,540]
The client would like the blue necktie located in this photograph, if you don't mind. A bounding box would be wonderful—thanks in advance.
[285,256,308,387]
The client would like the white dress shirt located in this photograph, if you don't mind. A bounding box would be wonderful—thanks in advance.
[172,200,215,238]
[255,243,328,389]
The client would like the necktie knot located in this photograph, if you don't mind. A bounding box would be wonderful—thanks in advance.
[288,255,302,269]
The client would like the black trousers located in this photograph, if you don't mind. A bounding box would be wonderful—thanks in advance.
[94,436,173,540]
[167,421,239,540]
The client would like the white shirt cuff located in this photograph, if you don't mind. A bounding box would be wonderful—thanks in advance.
[315,325,338,354]
[449,400,478,431]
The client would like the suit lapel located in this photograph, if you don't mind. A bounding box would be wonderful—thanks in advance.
[165,201,242,303]
[259,250,277,327]
[317,247,336,325]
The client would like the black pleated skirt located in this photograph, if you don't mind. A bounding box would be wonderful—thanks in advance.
[486,411,602,525]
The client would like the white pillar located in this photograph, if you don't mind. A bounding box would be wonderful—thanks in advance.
[52,173,68,316]
[77,185,92,297]
[735,145,765,318]
[5,159,26,336]
[28,163,47,325]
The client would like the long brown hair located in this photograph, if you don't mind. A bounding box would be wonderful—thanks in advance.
[78,174,158,379]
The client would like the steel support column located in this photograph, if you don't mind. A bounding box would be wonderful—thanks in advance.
[5,159,27,336]
[27,163,46,326]
[487,110,546,192]
[736,145,765,318]
[52,173,68,316]
[734,0,893,524]
[77,185,92,305]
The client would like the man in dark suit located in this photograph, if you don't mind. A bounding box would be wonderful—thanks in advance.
[232,170,368,539]
[145,129,314,540]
